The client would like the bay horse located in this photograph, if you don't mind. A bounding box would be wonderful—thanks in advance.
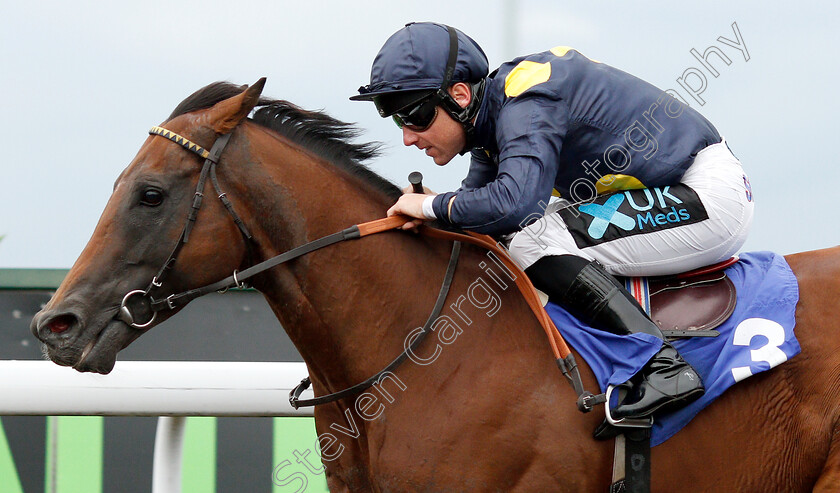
[30,79,840,491]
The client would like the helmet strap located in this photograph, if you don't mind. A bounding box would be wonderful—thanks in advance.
[431,25,487,154]
[440,25,459,90]
[439,78,486,155]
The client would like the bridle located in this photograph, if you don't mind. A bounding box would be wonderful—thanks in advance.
[118,126,253,329]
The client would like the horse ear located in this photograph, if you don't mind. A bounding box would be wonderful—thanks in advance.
[207,77,267,134]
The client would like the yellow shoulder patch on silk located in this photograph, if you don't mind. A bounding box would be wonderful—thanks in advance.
[595,174,646,194]
[550,46,573,57]
[550,46,601,63]
[504,60,552,97]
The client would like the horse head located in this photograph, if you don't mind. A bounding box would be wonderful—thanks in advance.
[31,80,267,374]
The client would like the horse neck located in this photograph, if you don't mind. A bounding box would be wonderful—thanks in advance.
[228,125,451,392]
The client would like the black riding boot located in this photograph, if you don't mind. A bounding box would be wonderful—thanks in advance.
[525,255,705,419]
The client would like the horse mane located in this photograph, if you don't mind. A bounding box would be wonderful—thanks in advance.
[168,81,401,200]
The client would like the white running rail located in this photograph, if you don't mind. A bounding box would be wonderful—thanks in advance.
[0,360,314,493]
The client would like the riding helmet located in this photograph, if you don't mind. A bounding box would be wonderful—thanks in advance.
[350,22,488,116]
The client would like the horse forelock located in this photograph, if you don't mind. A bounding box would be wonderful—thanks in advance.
[168,81,400,201]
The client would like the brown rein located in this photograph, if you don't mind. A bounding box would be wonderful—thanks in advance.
[364,216,572,360]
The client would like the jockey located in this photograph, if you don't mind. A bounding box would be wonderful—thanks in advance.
[351,22,753,420]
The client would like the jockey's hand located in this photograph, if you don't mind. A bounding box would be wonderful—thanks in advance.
[387,193,430,230]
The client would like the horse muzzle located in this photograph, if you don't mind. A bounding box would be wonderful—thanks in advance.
[31,308,134,374]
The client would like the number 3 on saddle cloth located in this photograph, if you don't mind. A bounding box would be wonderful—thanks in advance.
[542,251,801,446]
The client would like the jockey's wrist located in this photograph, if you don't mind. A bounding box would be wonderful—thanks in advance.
[422,195,437,220]
[431,192,458,224]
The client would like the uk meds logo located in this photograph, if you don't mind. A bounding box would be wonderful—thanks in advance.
[560,184,709,247]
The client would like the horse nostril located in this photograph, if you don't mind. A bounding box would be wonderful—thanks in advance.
[45,314,78,335]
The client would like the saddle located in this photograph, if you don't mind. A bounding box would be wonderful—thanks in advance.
[621,257,740,339]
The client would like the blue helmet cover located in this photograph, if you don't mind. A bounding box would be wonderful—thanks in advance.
[351,22,489,101]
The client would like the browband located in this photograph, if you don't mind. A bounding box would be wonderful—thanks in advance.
[149,126,211,159]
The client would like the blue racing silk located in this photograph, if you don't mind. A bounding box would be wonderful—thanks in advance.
[431,47,721,235]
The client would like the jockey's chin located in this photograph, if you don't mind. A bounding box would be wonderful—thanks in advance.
[426,147,458,166]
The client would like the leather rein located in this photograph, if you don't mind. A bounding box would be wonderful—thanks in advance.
[117,124,592,412]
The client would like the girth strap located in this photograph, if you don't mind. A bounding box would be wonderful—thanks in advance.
[289,241,462,409]
[610,427,652,493]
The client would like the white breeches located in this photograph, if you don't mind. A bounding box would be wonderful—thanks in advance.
[509,140,754,277]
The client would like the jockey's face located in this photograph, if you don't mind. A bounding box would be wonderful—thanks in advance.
[401,106,466,165]
[400,83,472,166]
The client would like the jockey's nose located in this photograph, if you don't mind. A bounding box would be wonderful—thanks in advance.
[402,127,420,147]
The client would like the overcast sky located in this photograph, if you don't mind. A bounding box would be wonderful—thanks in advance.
[2,1,838,268]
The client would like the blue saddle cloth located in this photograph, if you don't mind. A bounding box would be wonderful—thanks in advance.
[544,251,800,446]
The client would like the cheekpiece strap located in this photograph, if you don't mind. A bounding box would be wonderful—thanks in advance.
[149,126,211,159]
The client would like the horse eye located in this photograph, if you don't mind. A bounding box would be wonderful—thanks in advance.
[140,188,164,206]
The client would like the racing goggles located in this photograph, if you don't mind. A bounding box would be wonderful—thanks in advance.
[391,95,440,131]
